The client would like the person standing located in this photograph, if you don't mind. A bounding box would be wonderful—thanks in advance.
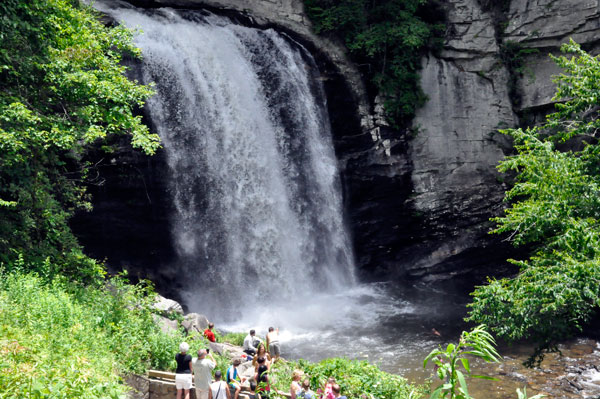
[208,370,230,399]
[175,342,193,399]
[266,327,280,362]
[243,329,258,358]
[204,322,216,342]
[193,348,216,399]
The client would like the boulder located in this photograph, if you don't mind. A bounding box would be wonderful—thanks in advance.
[153,295,184,315]
[181,313,209,334]
[152,314,179,334]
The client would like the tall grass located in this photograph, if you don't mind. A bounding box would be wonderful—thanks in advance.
[0,271,185,398]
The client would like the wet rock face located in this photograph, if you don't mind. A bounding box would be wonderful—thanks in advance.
[69,142,179,293]
[386,0,600,280]
[402,0,518,279]
[504,0,600,48]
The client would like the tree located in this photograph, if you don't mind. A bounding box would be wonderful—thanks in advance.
[0,0,159,279]
[467,40,600,347]
[304,0,445,127]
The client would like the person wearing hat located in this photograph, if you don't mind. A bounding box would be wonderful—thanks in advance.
[208,370,230,399]
[193,348,216,399]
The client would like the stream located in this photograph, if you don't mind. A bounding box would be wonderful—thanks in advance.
[220,282,600,399]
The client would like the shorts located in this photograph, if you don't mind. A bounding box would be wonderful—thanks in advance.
[269,343,280,357]
[175,373,193,390]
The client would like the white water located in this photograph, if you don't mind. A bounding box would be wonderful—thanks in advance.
[93,1,477,381]
[95,1,355,317]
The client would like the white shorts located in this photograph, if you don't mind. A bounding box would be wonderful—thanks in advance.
[175,373,193,390]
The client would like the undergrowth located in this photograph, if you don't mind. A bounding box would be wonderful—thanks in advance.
[0,270,185,399]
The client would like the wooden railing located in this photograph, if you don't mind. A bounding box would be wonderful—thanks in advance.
[147,370,291,398]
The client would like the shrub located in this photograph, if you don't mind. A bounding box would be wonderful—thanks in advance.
[270,356,424,399]
[0,0,159,278]
[468,41,600,347]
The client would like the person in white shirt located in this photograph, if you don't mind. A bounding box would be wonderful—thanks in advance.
[208,370,230,399]
[243,329,258,358]
[193,349,216,399]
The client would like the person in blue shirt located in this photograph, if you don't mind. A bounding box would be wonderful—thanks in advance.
[226,358,246,399]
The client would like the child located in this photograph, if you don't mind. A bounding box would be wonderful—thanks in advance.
[299,379,315,399]
[247,381,258,399]
[324,377,335,399]
[226,358,246,399]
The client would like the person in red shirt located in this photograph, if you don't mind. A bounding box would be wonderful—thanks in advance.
[204,322,216,342]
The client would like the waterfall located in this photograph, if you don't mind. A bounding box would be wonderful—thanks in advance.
[94,1,355,318]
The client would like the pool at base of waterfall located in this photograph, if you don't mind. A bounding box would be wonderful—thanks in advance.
[219,282,470,380]
[218,282,600,399]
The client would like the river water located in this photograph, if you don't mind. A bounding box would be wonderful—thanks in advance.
[220,281,600,399]
[220,281,468,379]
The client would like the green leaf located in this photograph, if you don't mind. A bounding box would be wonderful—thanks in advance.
[456,370,470,399]
[460,358,470,374]
[471,375,499,381]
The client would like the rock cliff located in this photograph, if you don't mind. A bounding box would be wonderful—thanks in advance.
[401,0,600,279]
[72,0,600,287]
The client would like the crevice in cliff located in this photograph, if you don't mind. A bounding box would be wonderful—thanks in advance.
[477,0,526,126]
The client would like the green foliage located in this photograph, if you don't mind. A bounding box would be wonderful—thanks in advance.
[424,325,500,399]
[219,332,246,346]
[0,269,186,399]
[269,356,424,399]
[468,40,600,346]
[500,41,539,76]
[424,326,544,399]
[0,0,159,278]
[499,41,539,106]
[304,0,445,127]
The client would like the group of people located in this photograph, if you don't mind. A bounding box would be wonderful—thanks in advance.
[175,342,260,399]
[241,328,280,363]
[174,327,347,399]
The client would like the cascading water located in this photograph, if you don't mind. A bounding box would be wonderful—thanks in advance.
[94,1,356,318]
[92,3,443,374]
